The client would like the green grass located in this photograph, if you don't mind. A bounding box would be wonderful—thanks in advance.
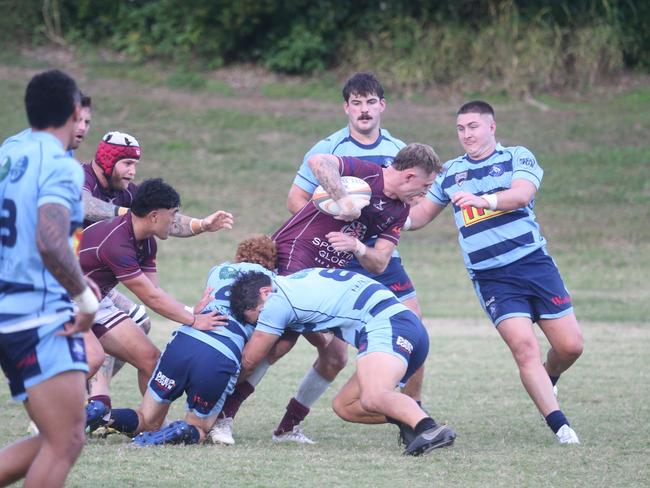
[0,51,649,487]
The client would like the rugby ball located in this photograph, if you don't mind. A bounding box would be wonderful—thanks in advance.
[312,176,372,216]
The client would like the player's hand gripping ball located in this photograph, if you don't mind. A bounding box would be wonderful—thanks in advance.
[312,176,372,217]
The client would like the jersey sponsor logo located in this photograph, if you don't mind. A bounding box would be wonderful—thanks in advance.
[488,163,506,177]
[396,336,413,354]
[9,156,28,183]
[455,171,468,186]
[311,237,354,267]
[68,337,86,362]
[520,157,536,168]
[0,156,11,182]
[551,295,572,306]
[485,296,497,319]
[389,281,413,292]
[461,206,509,227]
[154,371,176,391]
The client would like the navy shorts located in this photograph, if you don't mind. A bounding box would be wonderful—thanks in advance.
[346,256,416,301]
[147,332,239,418]
[471,249,574,326]
[0,320,87,401]
[357,309,429,386]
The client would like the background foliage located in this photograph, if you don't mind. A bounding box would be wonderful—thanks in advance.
[1,0,649,94]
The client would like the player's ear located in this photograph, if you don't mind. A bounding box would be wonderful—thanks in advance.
[260,286,273,299]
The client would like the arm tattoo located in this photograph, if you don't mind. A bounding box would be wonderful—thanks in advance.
[36,203,87,297]
[312,156,346,200]
[83,192,117,222]
[169,213,194,238]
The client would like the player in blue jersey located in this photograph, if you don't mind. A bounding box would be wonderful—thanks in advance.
[0,70,100,487]
[257,72,428,444]
[95,235,277,446]
[2,94,93,158]
[228,268,456,456]
[409,100,583,444]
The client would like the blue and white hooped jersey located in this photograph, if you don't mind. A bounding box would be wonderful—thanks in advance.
[176,262,274,364]
[427,143,546,271]
[293,126,405,194]
[256,268,408,348]
[0,131,84,332]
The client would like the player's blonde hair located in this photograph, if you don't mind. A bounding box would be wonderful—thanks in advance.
[235,234,277,271]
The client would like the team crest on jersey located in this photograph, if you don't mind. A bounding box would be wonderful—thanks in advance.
[288,270,309,280]
[488,163,505,177]
[455,171,468,186]
[341,220,367,239]
[0,156,10,182]
[219,266,239,279]
[461,206,509,226]
[9,156,28,182]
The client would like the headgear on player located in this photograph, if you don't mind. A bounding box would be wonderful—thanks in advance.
[95,131,141,177]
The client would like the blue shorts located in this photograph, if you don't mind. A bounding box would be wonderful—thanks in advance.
[0,320,88,401]
[346,256,416,301]
[357,310,429,386]
[471,249,574,326]
[147,331,239,418]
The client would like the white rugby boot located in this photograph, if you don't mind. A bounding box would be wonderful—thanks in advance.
[209,417,235,445]
[272,426,315,444]
[556,424,580,444]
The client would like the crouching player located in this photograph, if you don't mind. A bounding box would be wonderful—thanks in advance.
[103,235,277,445]
[230,268,456,456]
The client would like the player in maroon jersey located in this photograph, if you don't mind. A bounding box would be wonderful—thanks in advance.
[79,178,226,428]
[210,143,442,445]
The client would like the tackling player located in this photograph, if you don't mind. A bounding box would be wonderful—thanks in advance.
[97,235,277,446]
[211,143,441,445]
[408,100,583,444]
[229,268,456,456]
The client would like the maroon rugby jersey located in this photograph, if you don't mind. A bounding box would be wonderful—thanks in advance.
[79,212,157,298]
[272,156,408,275]
[81,163,138,228]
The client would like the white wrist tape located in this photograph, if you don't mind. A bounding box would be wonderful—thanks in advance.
[482,193,498,211]
[353,240,367,257]
[73,287,99,314]
[403,216,412,231]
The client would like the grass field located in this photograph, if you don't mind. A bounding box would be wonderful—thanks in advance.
[0,50,649,487]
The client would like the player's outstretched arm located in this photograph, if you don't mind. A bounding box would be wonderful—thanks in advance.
[407,199,445,231]
[121,274,227,329]
[82,191,126,223]
[169,210,234,238]
[37,203,99,332]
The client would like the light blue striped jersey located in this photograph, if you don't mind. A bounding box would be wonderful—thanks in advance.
[2,128,75,157]
[0,131,84,332]
[293,126,405,193]
[426,143,545,271]
[256,268,407,348]
[176,262,274,364]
